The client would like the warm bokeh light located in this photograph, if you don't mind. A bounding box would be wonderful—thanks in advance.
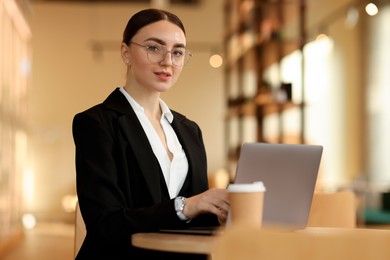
[316,33,328,41]
[20,57,31,75]
[365,3,379,16]
[345,6,359,28]
[62,195,78,213]
[22,213,37,229]
[209,54,223,68]
[209,168,230,189]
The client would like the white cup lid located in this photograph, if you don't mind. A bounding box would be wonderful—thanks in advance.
[228,181,266,192]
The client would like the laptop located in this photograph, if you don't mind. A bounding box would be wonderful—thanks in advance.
[233,142,323,229]
[159,142,323,235]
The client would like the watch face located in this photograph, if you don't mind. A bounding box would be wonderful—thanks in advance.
[175,197,184,211]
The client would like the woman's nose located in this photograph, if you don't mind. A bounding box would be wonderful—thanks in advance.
[160,51,174,66]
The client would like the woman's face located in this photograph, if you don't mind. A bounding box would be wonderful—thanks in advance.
[123,20,187,94]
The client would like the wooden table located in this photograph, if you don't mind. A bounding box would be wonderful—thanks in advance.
[131,232,216,255]
[131,227,390,257]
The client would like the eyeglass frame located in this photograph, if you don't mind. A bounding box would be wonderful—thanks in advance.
[129,41,192,67]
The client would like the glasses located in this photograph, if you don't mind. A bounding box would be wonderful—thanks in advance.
[130,41,192,67]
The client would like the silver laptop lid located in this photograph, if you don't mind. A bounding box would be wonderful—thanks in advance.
[234,142,323,229]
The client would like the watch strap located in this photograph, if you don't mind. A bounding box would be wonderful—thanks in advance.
[175,196,190,221]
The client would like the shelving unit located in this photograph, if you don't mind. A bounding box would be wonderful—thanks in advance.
[223,0,306,177]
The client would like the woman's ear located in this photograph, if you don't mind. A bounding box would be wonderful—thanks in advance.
[121,43,131,65]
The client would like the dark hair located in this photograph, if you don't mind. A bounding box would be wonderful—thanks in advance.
[122,9,186,45]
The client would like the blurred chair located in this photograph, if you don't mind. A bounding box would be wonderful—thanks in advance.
[308,189,357,228]
[74,201,86,258]
[211,224,390,260]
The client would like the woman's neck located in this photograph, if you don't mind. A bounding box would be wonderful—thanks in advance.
[123,85,161,120]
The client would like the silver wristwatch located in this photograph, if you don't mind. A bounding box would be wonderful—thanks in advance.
[174,196,190,221]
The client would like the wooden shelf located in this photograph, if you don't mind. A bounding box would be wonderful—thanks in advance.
[224,0,306,167]
[225,36,300,69]
[257,100,304,117]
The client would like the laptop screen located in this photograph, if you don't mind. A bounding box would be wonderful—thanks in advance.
[233,142,323,229]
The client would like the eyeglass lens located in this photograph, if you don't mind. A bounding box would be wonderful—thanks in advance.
[146,44,191,66]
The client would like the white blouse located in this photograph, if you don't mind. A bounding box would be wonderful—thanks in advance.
[119,87,189,198]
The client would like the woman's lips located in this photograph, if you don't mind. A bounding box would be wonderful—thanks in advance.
[154,71,172,80]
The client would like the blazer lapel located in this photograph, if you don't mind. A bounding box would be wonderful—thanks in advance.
[171,112,208,195]
[103,88,163,203]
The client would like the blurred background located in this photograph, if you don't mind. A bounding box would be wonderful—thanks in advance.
[1,0,390,258]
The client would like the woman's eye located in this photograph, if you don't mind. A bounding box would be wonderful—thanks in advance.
[146,45,159,52]
[172,49,184,57]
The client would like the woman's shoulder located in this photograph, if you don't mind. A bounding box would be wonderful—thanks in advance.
[171,110,194,124]
[74,88,128,119]
[73,103,112,131]
[171,110,202,131]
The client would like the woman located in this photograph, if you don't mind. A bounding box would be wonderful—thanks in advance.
[72,8,229,259]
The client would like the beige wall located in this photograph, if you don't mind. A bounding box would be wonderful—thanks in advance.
[29,1,225,220]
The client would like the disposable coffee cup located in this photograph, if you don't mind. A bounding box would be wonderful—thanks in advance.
[227,181,266,227]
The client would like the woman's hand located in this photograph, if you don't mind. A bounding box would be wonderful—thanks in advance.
[184,188,230,224]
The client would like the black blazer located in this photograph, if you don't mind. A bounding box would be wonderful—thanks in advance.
[72,88,218,259]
